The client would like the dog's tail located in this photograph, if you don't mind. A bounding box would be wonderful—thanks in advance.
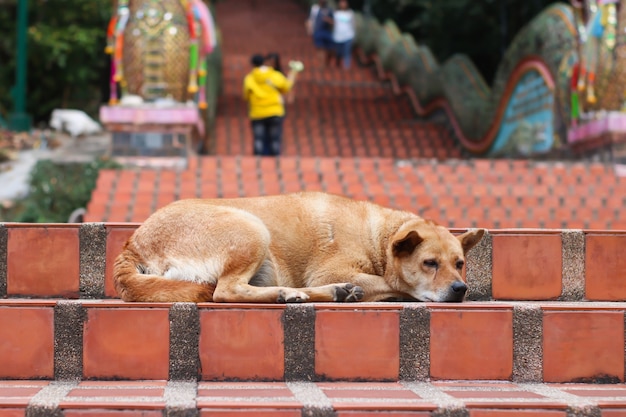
[113,247,214,303]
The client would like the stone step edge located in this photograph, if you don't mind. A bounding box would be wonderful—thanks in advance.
[7,379,622,417]
[1,224,620,301]
[4,300,626,382]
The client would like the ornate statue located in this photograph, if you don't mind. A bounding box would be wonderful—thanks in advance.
[105,0,216,107]
[100,0,218,157]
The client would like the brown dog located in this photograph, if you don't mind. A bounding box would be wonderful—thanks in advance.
[114,192,484,303]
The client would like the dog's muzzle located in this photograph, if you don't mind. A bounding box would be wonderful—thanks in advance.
[447,281,467,302]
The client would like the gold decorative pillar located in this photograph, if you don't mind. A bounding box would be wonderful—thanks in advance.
[123,0,191,102]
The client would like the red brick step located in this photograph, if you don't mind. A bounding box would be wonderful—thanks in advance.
[2,224,626,302]
[0,299,625,384]
[2,380,626,416]
[84,157,626,229]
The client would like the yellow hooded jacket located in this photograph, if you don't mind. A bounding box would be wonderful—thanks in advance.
[243,66,293,120]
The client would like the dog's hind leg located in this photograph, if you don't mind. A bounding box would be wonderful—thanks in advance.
[213,251,360,303]
[209,223,310,303]
[212,254,310,303]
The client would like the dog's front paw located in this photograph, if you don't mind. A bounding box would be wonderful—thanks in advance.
[277,289,310,303]
[333,283,364,302]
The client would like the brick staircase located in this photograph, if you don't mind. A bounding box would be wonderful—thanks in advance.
[1,224,626,416]
[210,0,461,159]
[84,156,626,229]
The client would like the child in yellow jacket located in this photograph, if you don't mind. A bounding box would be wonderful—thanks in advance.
[243,54,302,156]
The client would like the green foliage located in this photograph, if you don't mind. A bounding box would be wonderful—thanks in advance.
[0,0,111,123]
[350,0,560,82]
[2,158,120,223]
[0,5,16,120]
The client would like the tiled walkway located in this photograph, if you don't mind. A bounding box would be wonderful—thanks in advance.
[85,157,626,228]
[3,380,626,416]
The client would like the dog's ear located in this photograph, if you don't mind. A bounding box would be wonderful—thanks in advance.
[392,230,423,258]
[457,229,485,254]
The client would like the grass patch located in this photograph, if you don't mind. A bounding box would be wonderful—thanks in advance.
[1,158,121,223]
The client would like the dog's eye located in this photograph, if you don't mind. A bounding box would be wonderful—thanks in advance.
[456,260,465,270]
[424,259,438,268]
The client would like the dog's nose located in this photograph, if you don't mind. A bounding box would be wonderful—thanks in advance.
[446,281,467,302]
[451,281,467,295]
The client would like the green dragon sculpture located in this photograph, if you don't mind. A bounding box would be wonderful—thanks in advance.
[354,2,626,158]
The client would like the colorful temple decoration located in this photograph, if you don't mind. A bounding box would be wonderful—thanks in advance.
[105,0,217,106]
[567,0,626,163]
[573,0,620,111]
[186,0,217,109]
[100,0,219,158]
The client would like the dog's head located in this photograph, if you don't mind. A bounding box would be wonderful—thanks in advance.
[388,221,485,302]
